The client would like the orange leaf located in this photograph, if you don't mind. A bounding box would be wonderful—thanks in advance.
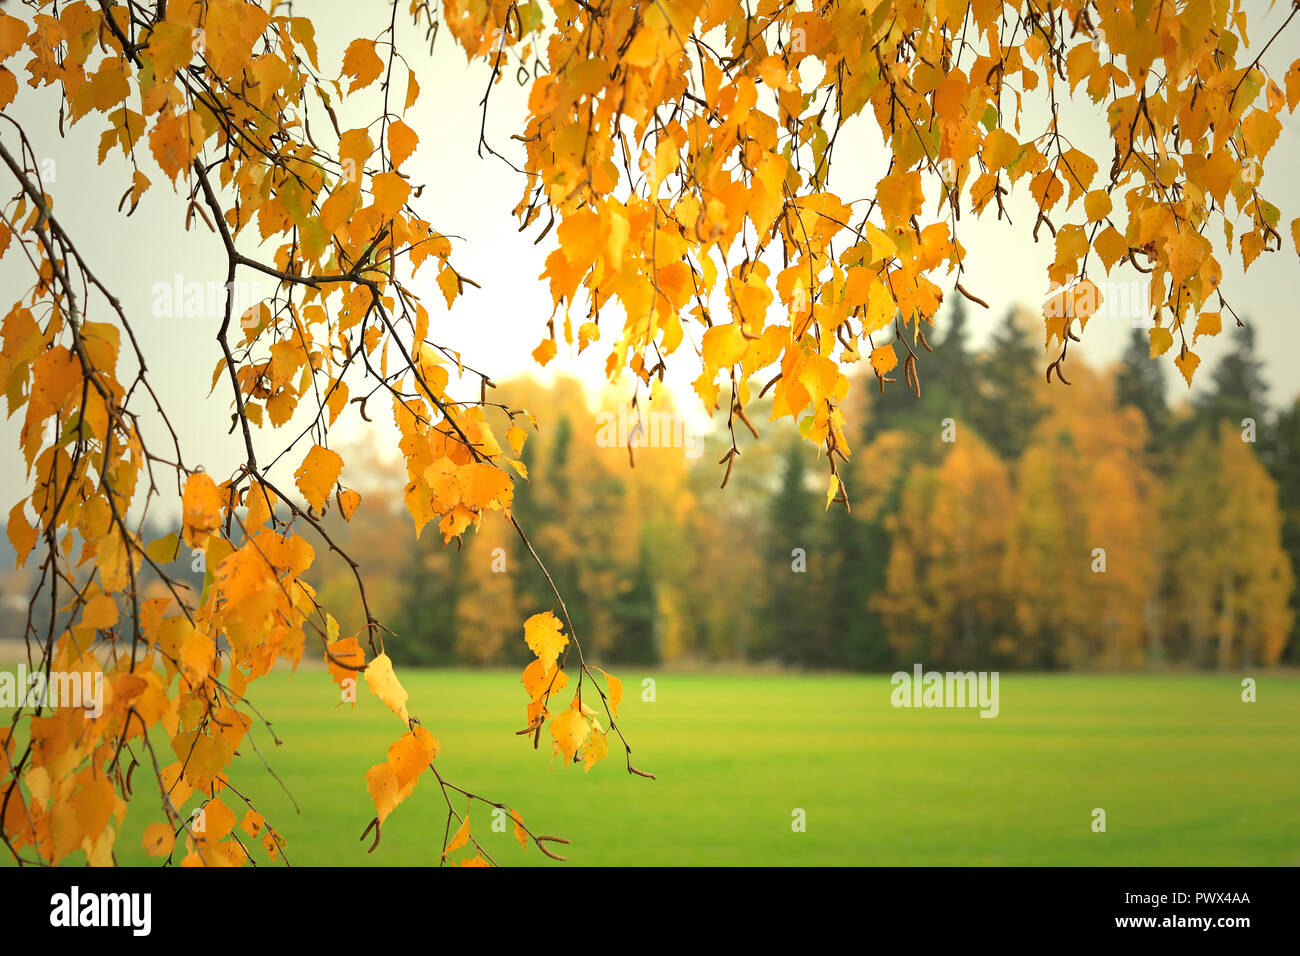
[532,338,557,365]
[388,120,418,169]
[442,813,471,858]
[1175,347,1201,387]
[371,172,409,218]
[339,488,361,521]
[142,822,174,858]
[522,657,569,701]
[387,731,432,788]
[294,444,343,513]
[181,473,224,546]
[604,671,623,718]
[341,39,383,93]
[1192,312,1221,343]
[365,762,402,824]
[327,636,365,690]
[869,343,897,377]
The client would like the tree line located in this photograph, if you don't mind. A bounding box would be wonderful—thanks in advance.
[300,302,1292,672]
[34,302,1286,672]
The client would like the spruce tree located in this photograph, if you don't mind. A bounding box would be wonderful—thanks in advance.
[969,308,1045,460]
[1116,326,1169,449]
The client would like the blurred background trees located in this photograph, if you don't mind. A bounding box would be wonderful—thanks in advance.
[91,303,1290,673]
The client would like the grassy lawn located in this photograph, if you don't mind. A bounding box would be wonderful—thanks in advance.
[10,668,1300,866]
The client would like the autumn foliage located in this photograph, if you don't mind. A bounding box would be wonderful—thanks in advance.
[0,0,1297,865]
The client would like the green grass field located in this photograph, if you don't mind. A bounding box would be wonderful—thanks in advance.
[15,669,1300,866]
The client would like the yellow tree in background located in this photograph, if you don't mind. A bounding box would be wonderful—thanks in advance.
[875,434,1013,665]
[1084,451,1156,668]
[1006,366,1155,668]
[1166,424,1293,668]
[1214,426,1294,667]
[453,516,520,664]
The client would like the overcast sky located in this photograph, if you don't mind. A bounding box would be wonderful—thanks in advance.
[1,0,1297,514]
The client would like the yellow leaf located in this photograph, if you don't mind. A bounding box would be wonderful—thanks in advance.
[1072,278,1102,323]
[342,38,383,93]
[412,726,439,761]
[651,138,678,188]
[181,473,224,546]
[0,13,28,60]
[582,730,609,771]
[142,822,174,858]
[371,171,410,218]
[1175,347,1200,387]
[550,701,589,763]
[365,762,402,823]
[240,810,264,837]
[702,324,748,368]
[327,636,365,692]
[1093,226,1127,273]
[1148,327,1174,358]
[404,68,420,110]
[387,731,431,788]
[522,658,569,701]
[1241,110,1282,161]
[981,129,1020,169]
[437,265,459,308]
[142,22,195,83]
[81,594,118,631]
[388,120,418,169]
[524,611,568,672]
[460,462,512,511]
[294,444,343,513]
[605,671,622,718]
[1167,230,1206,282]
[532,338,557,366]
[438,505,475,542]
[1193,312,1221,343]
[6,503,37,566]
[1084,189,1111,221]
[147,111,203,184]
[145,531,180,565]
[442,813,471,858]
[196,797,236,843]
[339,488,361,520]
[27,346,80,422]
[862,278,896,334]
[869,343,897,377]
[364,652,409,722]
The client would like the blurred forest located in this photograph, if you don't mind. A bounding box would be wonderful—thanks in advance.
[4,302,1296,672]
[321,301,1297,672]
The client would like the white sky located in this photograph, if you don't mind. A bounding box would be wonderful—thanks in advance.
[1,0,1298,513]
